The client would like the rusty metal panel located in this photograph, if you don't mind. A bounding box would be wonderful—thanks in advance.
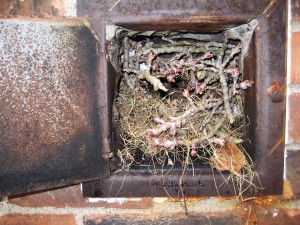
[0,18,109,196]
[79,0,286,197]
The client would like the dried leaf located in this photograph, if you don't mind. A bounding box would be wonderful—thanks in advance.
[210,139,246,174]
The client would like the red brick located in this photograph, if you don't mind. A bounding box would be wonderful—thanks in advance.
[84,213,243,225]
[257,209,300,225]
[8,185,153,209]
[290,32,300,84]
[291,0,300,21]
[285,149,300,198]
[0,214,76,225]
[287,93,300,144]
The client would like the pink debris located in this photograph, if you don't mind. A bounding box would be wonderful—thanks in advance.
[238,80,254,89]
[190,148,198,157]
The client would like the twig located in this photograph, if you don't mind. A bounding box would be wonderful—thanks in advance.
[141,45,206,55]
[188,116,226,146]
[215,41,242,123]
[218,67,234,123]
[109,0,121,11]
[123,37,129,68]
[147,105,200,137]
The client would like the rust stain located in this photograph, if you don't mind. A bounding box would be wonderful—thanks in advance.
[268,134,284,156]
[180,15,221,22]
[178,15,236,27]
[263,0,277,16]
[267,80,284,102]
[0,0,65,17]
[282,179,294,199]
[235,196,280,225]
[267,80,283,95]
[233,195,300,225]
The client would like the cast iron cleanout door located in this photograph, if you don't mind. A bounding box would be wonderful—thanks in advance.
[79,0,286,197]
[0,18,110,197]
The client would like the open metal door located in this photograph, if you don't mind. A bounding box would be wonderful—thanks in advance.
[0,18,110,196]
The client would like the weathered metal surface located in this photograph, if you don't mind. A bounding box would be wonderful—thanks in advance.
[83,168,236,198]
[80,0,286,197]
[0,18,109,196]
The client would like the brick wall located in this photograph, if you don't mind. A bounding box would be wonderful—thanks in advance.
[1,0,300,224]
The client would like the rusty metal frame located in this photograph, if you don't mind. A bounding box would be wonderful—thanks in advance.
[80,0,286,197]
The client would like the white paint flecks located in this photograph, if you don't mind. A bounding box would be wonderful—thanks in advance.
[87,198,142,204]
[288,84,300,93]
[153,198,167,204]
[63,0,76,17]
[106,24,118,41]
[291,21,300,32]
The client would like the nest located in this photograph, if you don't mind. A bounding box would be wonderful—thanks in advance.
[109,22,259,188]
